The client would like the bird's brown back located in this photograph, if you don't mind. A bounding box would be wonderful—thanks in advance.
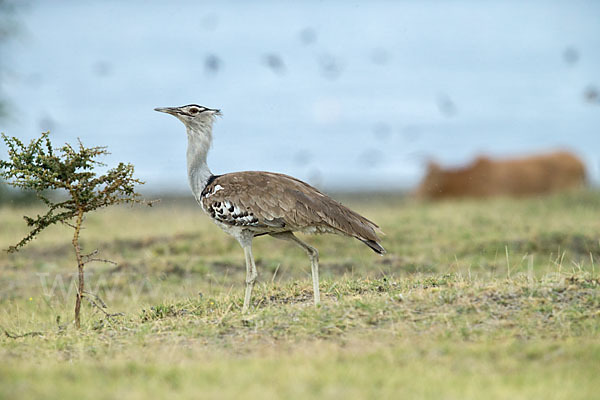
[201,171,384,246]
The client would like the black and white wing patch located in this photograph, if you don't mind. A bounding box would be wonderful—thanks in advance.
[201,177,288,229]
[206,199,261,227]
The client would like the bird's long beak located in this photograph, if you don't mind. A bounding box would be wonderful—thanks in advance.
[154,107,179,115]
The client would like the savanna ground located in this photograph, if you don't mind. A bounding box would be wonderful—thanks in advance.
[1,191,599,399]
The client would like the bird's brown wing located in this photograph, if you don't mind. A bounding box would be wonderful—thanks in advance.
[201,171,384,252]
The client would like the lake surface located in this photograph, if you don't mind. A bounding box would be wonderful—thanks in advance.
[2,0,599,192]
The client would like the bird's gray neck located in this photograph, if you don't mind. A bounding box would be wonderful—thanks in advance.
[186,123,213,201]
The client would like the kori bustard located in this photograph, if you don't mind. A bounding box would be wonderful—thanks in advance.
[155,104,385,312]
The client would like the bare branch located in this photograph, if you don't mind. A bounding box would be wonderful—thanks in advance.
[82,249,99,259]
[4,329,44,339]
[83,290,107,308]
[83,292,124,328]
[61,221,77,229]
[85,258,118,266]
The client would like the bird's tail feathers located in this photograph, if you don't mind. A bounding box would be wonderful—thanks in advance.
[360,239,386,255]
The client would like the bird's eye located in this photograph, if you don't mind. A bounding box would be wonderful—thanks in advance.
[189,108,199,114]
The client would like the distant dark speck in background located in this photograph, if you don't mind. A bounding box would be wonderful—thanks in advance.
[318,53,343,80]
[583,85,599,104]
[263,53,286,75]
[563,46,579,66]
[437,94,457,117]
[299,27,317,45]
[205,54,222,74]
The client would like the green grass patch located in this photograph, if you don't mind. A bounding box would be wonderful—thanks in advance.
[1,191,599,399]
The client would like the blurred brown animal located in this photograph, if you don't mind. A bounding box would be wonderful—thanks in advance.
[416,151,586,199]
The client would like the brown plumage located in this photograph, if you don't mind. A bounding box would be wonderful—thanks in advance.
[201,171,385,254]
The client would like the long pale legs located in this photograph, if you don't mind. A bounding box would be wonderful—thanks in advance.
[238,232,258,313]
[271,232,320,305]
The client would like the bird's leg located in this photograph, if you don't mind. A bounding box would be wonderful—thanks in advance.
[242,244,258,313]
[271,232,320,306]
[237,231,258,313]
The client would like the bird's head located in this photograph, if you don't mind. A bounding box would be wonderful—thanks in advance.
[154,104,221,131]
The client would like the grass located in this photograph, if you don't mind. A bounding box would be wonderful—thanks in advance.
[1,191,599,399]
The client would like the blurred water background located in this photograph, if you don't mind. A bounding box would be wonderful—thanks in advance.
[1,0,599,193]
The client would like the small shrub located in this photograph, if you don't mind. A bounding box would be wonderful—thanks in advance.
[0,131,153,328]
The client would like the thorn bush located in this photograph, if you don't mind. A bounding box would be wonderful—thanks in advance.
[0,131,153,328]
